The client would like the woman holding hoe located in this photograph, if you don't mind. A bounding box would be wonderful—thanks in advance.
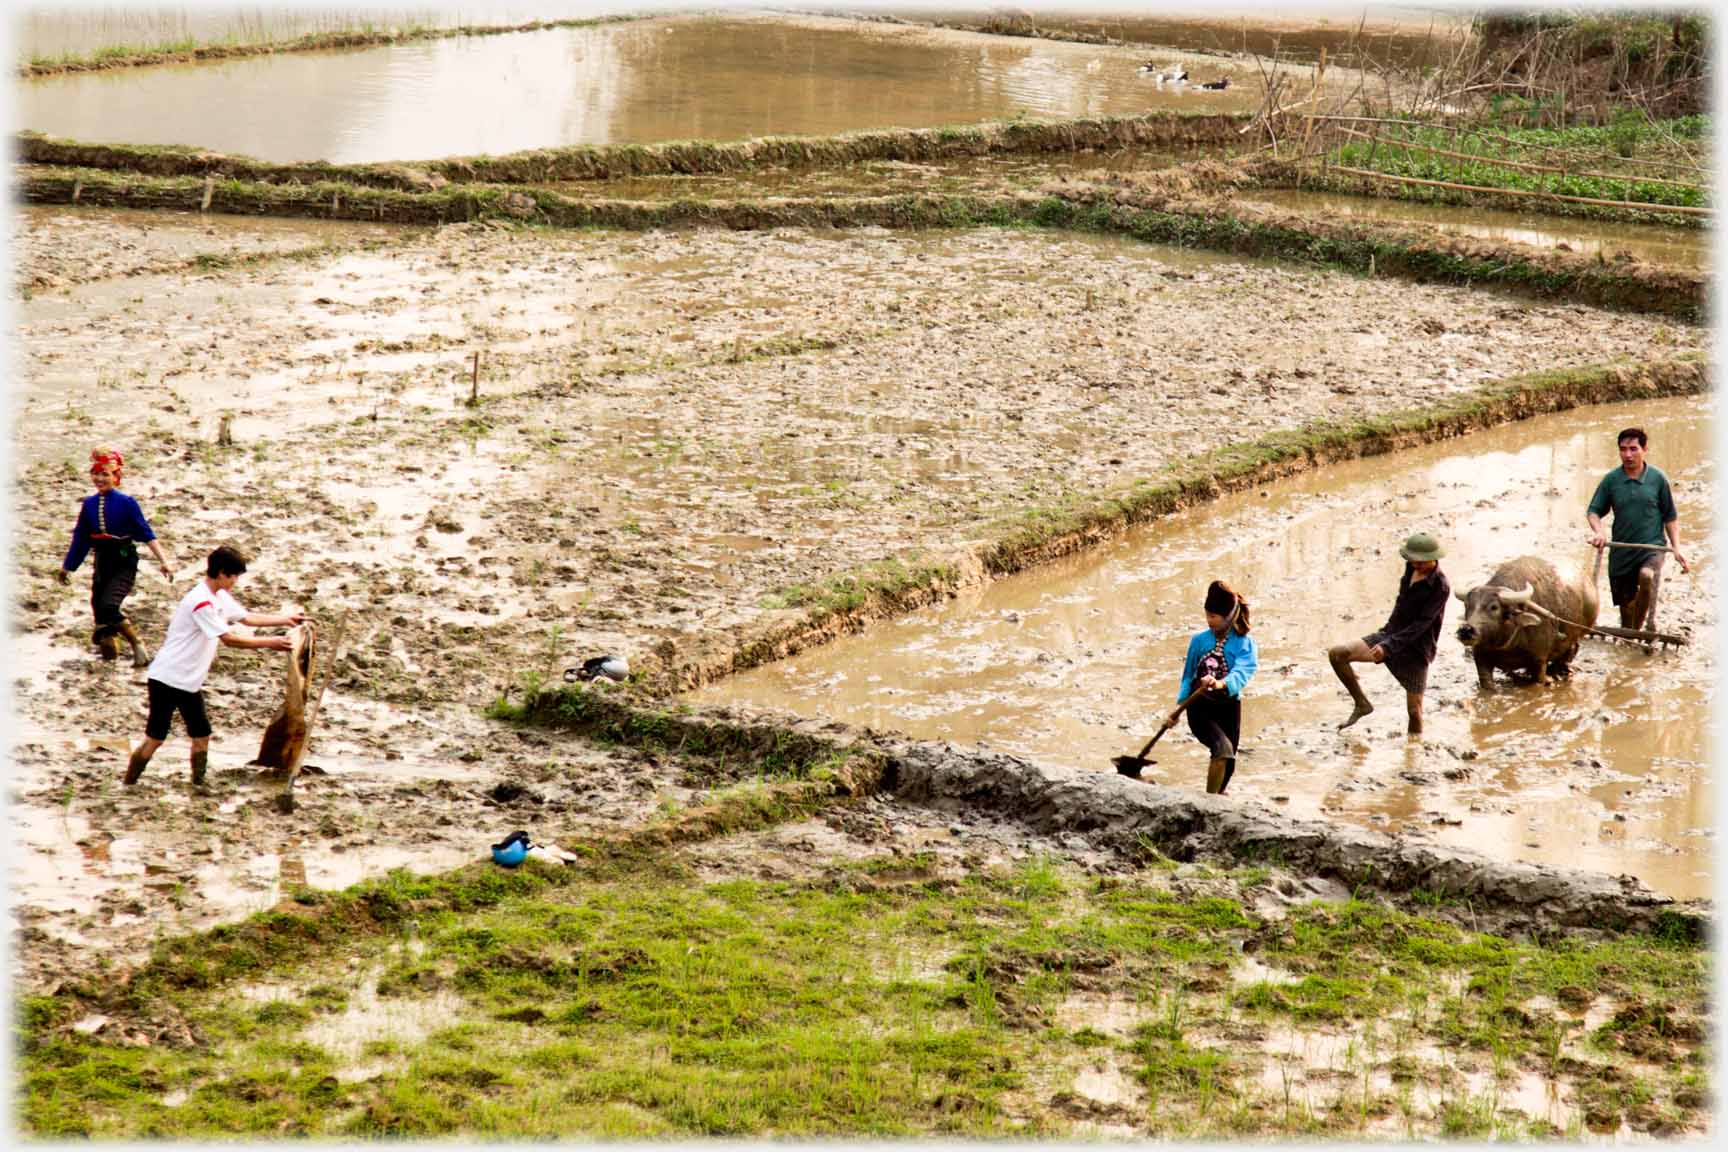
[1172,580,1258,795]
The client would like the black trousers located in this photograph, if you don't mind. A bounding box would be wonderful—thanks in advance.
[90,540,138,641]
[1187,692,1241,760]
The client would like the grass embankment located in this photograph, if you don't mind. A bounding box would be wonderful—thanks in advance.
[669,355,1704,690]
[19,14,646,77]
[18,112,1251,188]
[19,853,1707,1138]
[1318,115,1710,225]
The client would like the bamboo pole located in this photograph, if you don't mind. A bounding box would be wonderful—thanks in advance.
[1323,164,1713,216]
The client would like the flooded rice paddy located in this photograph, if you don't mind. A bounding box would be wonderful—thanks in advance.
[18,14,1285,162]
[695,397,1715,900]
[16,2,652,62]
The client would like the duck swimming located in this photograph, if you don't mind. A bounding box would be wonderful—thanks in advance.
[1198,77,1231,90]
[1138,63,1188,83]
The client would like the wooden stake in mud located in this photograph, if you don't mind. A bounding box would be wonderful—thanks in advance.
[468,350,482,407]
[200,174,215,213]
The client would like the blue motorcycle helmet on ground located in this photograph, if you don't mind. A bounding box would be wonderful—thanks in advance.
[491,830,532,867]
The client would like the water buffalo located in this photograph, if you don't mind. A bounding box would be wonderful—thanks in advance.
[1454,555,1598,690]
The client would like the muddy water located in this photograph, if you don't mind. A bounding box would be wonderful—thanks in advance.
[18,14,1277,162]
[16,2,658,61]
[697,398,1715,899]
[1247,189,1711,270]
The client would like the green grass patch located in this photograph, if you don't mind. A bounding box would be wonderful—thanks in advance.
[18,845,1710,1139]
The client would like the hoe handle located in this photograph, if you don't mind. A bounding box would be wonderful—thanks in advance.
[1136,687,1209,759]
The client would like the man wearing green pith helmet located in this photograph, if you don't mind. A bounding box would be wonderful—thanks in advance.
[1327,532,1451,736]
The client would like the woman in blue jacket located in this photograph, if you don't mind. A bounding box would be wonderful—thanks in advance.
[1172,580,1258,795]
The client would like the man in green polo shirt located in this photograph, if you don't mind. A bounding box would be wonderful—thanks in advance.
[1586,426,1690,632]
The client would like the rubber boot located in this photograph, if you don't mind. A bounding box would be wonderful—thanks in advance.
[117,619,150,668]
[1220,758,1237,793]
[1205,756,1228,795]
[190,750,209,788]
[123,748,151,786]
[96,630,121,661]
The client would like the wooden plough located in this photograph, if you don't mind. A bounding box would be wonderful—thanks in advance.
[1512,543,1694,651]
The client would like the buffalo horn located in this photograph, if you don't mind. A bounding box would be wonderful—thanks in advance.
[1499,584,1535,605]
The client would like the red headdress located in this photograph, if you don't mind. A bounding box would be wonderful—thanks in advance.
[90,446,124,485]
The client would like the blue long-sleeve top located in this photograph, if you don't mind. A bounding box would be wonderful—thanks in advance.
[63,490,156,572]
[1178,627,1259,702]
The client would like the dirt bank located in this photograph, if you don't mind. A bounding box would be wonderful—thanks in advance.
[18,161,1705,319]
[510,685,1705,941]
[18,112,1254,189]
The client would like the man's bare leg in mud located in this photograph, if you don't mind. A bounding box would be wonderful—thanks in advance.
[1328,641,1377,730]
[1620,565,1660,648]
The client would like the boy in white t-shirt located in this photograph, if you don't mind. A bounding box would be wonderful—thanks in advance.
[124,546,307,787]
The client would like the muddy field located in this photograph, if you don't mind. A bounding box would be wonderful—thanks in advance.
[699,398,1716,898]
[8,202,1706,992]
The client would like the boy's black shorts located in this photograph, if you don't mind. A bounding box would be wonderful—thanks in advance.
[146,678,211,740]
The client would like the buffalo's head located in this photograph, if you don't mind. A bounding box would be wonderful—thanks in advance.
[1454,582,1542,650]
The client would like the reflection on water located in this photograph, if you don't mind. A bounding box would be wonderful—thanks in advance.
[696,398,1715,899]
[18,15,1272,163]
[876,4,1471,67]
[16,2,658,61]
[1247,188,1711,271]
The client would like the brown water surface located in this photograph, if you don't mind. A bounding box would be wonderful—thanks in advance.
[695,398,1716,899]
[873,4,1469,66]
[18,14,1279,162]
[16,2,652,61]
[1246,189,1711,270]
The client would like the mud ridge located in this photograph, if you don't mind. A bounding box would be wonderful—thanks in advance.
[511,688,1708,941]
[16,13,651,78]
[18,112,1253,189]
[1049,168,1707,320]
[880,733,1709,941]
[20,162,1702,319]
[646,356,1705,693]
